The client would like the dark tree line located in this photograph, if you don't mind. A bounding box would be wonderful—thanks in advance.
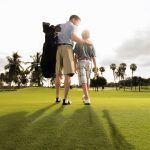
[0,52,149,92]
[0,52,44,88]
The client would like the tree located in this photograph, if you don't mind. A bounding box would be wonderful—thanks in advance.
[26,52,43,86]
[4,52,23,86]
[19,70,29,87]
[50,77,55,87]
[0,73,5,87]
[115,63,127,90]
[132,76,139,91]
[90,76,107,91]
[130,63,137,91]
[110,64,117,90]
[99,67,105,76]
[90,78,99,91]
[120,63,127,90]
[115,67,123,86]
[97,76,107,90]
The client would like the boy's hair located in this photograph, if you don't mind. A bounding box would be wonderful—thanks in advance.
[81,30,90,39]
[69,15,81,21]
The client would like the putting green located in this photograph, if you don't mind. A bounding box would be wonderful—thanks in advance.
[0,87,150,150]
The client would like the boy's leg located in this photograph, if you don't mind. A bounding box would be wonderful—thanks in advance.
[77,61,90,100]
[82,83,90,100]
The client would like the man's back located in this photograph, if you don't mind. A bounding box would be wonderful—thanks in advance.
[58,21,77,46]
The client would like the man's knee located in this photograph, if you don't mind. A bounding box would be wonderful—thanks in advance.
[55,75,61,84]
[67,73,74,77]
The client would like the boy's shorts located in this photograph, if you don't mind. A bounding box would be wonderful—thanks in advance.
[55,45,75,75]
[77,60,92,85]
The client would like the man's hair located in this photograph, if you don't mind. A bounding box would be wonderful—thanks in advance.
[69,15,81,21]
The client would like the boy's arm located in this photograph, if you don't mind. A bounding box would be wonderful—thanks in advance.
[92,57,97,70]
[92,57,98,76]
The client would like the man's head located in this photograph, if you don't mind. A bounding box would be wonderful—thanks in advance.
[69,15,81,26]
[81,30,90,39]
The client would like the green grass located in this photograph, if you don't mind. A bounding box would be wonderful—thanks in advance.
[0,87,150,150]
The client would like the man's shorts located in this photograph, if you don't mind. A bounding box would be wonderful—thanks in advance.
[77,60,92,85]
[55,45,75,75]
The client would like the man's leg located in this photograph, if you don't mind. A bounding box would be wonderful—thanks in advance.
[55,74,61,102]
[64,75,71,99]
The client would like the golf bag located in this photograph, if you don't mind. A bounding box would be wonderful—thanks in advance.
[40,22,61,78]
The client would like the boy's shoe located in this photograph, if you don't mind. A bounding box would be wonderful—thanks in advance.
[82,95,86,103]
[62,99,72,105]
[82,95,91,105]
[56,97,61,103]
[84,99,91,105]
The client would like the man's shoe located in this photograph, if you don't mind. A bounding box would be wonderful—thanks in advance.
[62,99,72,105]
[56,97,61,103]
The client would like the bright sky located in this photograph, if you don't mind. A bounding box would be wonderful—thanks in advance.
[0,0,150,83]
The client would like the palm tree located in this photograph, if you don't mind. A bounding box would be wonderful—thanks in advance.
[130,63,137,91]
[119,63,127,90]
[115,66,122,84]
[115,63,127,90]
[110,64,117,90]
[4,52,23,87]
[18,70,29,87]
[99,67,105,76]
[0,73,5,87]
[50,77,55,87]
[26,52,43,86]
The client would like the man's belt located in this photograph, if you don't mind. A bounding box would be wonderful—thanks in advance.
[58,43,73,47]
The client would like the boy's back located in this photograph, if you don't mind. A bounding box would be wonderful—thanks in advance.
[74,43,96,60]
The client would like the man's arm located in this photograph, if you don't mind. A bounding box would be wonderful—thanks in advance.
[71,32,93,45]
[74,54,78,73]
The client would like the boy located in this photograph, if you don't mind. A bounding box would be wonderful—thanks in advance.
[74,30,98,105]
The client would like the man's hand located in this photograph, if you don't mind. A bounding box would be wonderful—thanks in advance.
[83,39,93,45]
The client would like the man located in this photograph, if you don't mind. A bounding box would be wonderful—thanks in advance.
[55,15,92,105]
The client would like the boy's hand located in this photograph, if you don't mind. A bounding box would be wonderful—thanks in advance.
[93,67,99,79]
[75,65,78,74]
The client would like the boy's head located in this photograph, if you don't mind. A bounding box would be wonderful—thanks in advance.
[81,30,90,39]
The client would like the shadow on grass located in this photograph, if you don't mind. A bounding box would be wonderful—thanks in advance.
[103,110,135,150]
[0,103,57,150]
[52,106,113,150]
[0,111,28,150]
[22,106,113,150]
[27,103,57,122]
[0,105,135,150]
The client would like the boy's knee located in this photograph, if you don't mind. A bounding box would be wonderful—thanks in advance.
[82,83,86,85]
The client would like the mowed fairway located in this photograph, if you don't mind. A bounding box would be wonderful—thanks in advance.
[0,87,150,150]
